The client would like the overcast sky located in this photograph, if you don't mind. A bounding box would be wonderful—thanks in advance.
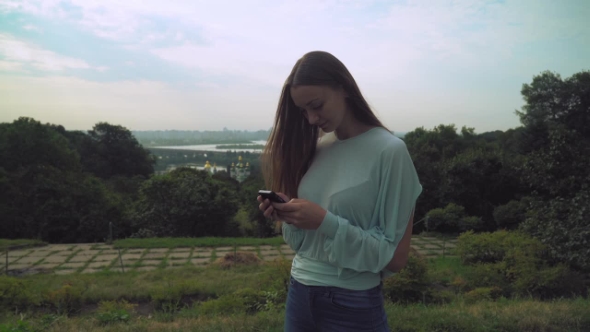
[0,0,588,133]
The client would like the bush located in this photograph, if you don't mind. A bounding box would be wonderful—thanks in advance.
[520,191,590,272]
[493,199,529,229]
[96,300,136,325]
[0,276,39,312]
[463,287,502,304]
[382,252,431,304]
[457,230,587,299]
[425,203,484,233]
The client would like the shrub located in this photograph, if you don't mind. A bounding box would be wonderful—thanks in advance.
[493,198,530,229]
[382,252,431,304]
[96,299,136,325]
[457,230,587,299]
[463,287,502,304]
[425,203,484,233]
[44,282,85,315]
[0,276,39,312]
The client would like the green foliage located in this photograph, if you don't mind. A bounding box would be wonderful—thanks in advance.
[457,231,587,298]
[130,168,239,237]
[0,276,40,311]
[382,253,431,304]
[425,203,484,233]
[493,198,530,229]
[44,282,85,315]
[463,287,502,304]
[520,185,590,273]
[96,300,135,325]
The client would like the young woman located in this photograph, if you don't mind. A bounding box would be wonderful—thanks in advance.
[258,51,422,331]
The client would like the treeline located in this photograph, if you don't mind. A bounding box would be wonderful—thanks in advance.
[0,70,587,272]
[132,129,271,146]
[0,120,271,244]
[406,70,589,272]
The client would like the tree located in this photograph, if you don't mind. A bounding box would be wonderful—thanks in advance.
[130,168,239,237]
[515,70,590,271]
[85,122,156,179]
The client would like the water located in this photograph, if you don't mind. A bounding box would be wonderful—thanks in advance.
[149,140,267,153]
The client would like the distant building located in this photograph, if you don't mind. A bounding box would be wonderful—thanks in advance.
[162,161,224,175]
[229,155,250,182]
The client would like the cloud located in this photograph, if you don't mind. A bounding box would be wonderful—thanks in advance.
[0,33,105,71]
[22,24,42,32]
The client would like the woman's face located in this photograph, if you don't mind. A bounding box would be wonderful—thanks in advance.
[290,85,348,133]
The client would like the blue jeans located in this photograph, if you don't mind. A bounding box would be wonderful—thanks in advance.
[284,276,389,332]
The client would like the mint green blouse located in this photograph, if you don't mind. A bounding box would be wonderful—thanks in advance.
[282,127,422,290]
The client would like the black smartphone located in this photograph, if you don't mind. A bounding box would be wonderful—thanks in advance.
[258,190,287,203]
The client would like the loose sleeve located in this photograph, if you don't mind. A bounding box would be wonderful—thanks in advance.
[282,222,306,252]
[316,140,422,274]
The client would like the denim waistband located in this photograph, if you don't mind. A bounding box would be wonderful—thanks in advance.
[289,275,383,294]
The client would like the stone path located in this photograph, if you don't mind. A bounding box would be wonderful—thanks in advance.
[1,236,456,275]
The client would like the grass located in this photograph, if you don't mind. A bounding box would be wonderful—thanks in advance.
[1,296,588,331]
[2,237,589,331]
[113,236,286,249]
[0,239,47,250]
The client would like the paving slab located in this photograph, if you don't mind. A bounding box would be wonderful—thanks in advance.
[8,256,23,264]
[43,256,68,264]
[171,248,191,253]
[238,246,257,251]
[81,268,102,274]
[93,254,118,262]
[7,264,31,270]
[88,261,111,268]
[54,269,75,275]
[69,255,92,263]
[192,252,212,258]
[140,259,163,266]
[190,258,210,265]
[424,244,441,249]
[263,256,279,261]
[18,256,43,264]
[148,248,169,253]
[100,250,120,255]
[215,247,233,251]
[36,263,59,269]
[61,262,85,269]
[121,254,142,261]
[168,260,188,266]
[28,251,50,257]
[195,247,214,252]
[50,245,73,251]
[259,245,274,250]
[6,250,29,257]
[94,246,113,250]
[53,251,74,256]
[168,252,191,259]
[75,250,96,256]
[261,250,280,256]
[143,253,166,259]
[283,255,295,260]
[135,266,157,272]
[125,250,145,255]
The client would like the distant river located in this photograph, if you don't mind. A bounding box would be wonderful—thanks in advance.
[148,140,267,153]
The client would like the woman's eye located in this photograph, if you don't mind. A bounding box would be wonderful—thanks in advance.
[312,104,323,110]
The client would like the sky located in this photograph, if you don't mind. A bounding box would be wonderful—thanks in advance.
[0,0,588,134]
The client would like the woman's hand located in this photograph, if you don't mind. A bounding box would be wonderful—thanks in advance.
[272,199,327,230]
[257,192,290,220]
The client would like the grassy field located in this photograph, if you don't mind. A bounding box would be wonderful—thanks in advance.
[1,252,588,332]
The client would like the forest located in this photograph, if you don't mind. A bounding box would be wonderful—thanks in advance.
[1,70,588,274]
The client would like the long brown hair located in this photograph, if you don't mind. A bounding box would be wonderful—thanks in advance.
[261,51,387,199]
